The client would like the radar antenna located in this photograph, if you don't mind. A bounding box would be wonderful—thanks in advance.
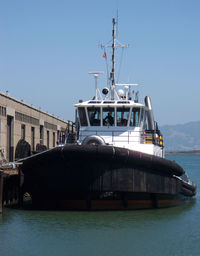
[88,72,104,100]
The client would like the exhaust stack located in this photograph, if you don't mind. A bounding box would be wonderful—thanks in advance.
[144,96,155,130]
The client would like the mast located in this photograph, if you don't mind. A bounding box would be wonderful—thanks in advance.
[110,18,116,100]
[101,18,129,100]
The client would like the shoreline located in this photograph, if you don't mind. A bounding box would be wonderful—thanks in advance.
[166,150,200,155]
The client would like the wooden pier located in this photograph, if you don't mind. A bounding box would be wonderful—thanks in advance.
[0,164,23,213]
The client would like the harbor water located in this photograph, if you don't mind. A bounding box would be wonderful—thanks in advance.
[0,154,200,256]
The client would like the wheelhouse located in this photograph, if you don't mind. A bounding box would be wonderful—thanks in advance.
[75,99,164,158]
[77,102,147,129]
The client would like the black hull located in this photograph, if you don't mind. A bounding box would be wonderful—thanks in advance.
[19,144,196,210]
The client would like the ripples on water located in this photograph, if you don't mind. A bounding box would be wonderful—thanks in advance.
[0,155,200,256]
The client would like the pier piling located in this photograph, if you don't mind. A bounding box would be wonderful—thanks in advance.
[0,165,21,213]
[0,171,3,213]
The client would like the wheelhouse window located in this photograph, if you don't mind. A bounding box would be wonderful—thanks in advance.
[87,107,101,126]
[130,108,141,127]
[116,107,130,126]
[103,107,115,126]
[78,107,88,126]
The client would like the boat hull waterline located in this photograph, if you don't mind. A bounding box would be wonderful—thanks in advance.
[19,144,196,210]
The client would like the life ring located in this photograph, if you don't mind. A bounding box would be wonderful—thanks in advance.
[82,135,105,145]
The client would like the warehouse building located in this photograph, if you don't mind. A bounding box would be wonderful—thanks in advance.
[0,91,72,161]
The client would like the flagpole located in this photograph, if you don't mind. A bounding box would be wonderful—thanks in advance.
[102,51,109,88]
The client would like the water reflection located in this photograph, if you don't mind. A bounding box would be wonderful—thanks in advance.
[1,198,196,230]
[0,199,198,256]
[0,154,200,256]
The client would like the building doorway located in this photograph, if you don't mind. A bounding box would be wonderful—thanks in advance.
[31,127,35,152]
[7,115,14,161]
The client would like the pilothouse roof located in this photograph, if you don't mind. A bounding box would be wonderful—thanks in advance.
[75,99,145,108]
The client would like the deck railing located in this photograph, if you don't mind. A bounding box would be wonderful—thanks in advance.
[78,129,164,147]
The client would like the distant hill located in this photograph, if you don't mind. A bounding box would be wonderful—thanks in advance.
[160,121,200,152]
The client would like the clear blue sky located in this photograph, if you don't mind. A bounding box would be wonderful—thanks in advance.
[0,0,200,125]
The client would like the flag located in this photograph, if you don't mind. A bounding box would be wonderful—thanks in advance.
[102,51,107,59]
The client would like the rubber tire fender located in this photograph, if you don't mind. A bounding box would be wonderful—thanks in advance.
[81,135,105,145]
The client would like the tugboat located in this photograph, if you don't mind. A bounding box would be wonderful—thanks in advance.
[19,18,196,210]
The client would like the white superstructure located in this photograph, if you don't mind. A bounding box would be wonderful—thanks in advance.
[75,82,164,157]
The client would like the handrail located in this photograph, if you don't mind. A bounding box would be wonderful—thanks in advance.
[78,129,164,147]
